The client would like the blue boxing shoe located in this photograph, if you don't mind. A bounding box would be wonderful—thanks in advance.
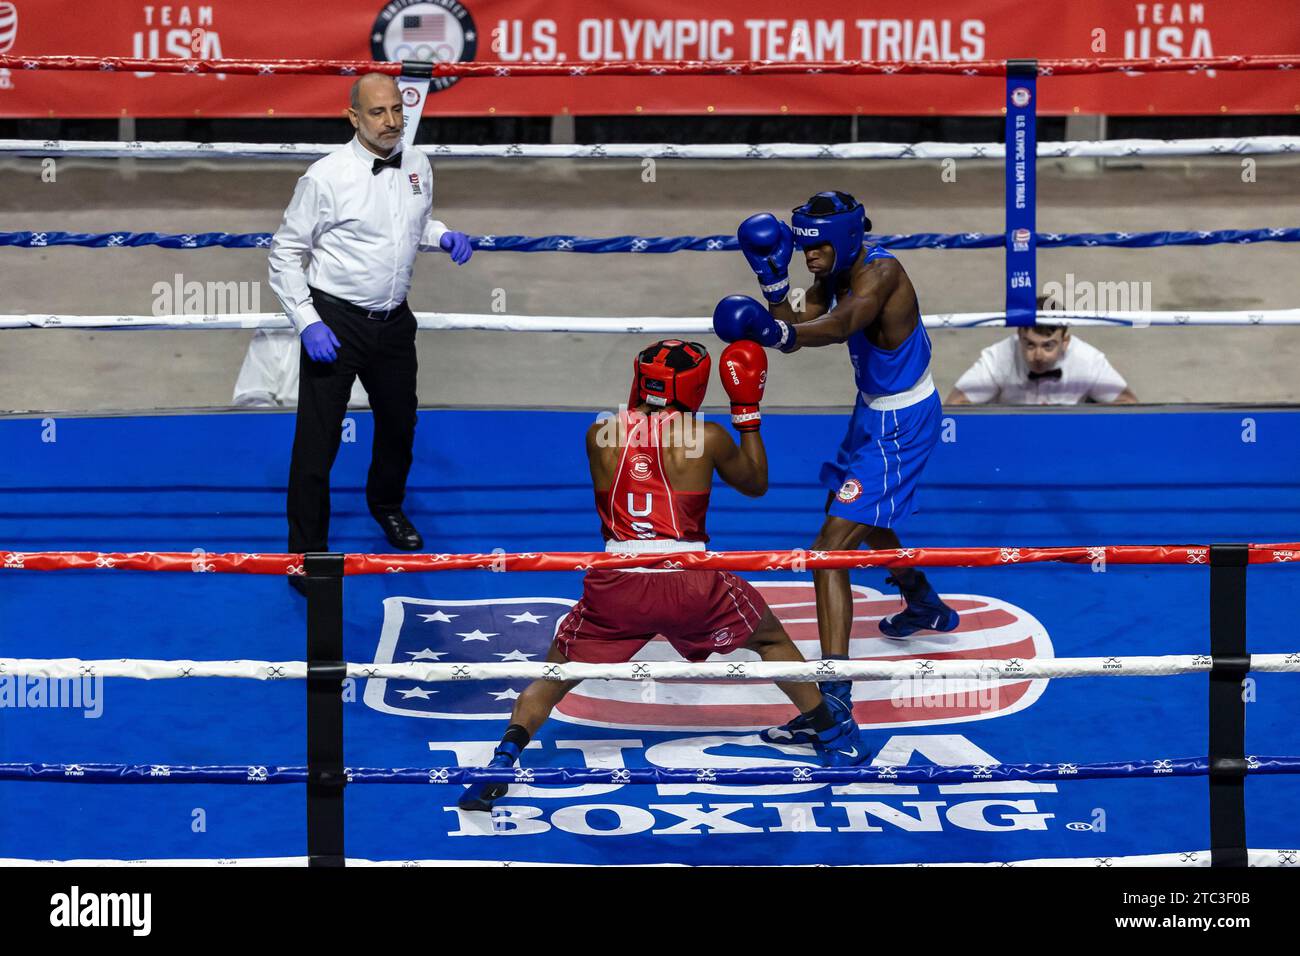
[760,679,854,745]
[457,741,521,812]
[878,572,960,638]
[813,695,870,767]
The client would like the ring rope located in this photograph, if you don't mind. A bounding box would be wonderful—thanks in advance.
[4,227,1296,252]
[5,653,1299,682]
[6,136,1298,162]
[3,756,1298,786]
[4,54,1297,78]
[5,544,1297,575]
[4,308,1300,332]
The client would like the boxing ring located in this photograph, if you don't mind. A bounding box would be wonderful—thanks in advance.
[2,52,1299,868]
[3,408,1298,865]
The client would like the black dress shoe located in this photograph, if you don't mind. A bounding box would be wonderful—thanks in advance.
[373,509,424,551]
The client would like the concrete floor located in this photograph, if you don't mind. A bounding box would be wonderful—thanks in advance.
[1,154,1297,413]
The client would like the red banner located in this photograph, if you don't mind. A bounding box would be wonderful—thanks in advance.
[1,0,1297,117]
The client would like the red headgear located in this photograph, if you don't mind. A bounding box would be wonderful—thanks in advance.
[628,340,711,412]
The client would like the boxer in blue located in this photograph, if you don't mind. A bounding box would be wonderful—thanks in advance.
[714,190,959,745]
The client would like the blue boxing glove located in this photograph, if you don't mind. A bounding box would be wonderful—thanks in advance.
[713,294,797,353]
[440,230,473,264]
[737,213,794,304]
[301,321,341,363]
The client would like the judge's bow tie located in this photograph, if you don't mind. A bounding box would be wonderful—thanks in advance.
[1027,368,1062,382]
[371,152,402,174]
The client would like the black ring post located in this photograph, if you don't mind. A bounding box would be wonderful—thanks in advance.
[1208,544,1249,867]
[305,552,346,867]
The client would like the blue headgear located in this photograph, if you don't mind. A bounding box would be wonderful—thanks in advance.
[790,191,871,276]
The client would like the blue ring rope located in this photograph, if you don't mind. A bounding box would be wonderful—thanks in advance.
[2,756,1297,785]
[0,228,1296,252]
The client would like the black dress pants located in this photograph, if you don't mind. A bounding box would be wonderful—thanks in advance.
[287,289,418,553]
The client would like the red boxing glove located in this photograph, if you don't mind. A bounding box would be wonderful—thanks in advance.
[720,340,767,431]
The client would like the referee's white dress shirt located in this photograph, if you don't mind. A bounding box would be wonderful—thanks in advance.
[952,335,1129,405]
[268,136,449,334]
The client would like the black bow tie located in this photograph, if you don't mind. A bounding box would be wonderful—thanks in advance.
[1027,368,1062,382]
[371,152,402,175]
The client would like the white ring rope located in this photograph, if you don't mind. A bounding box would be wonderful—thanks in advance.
[4,308,1299,332]
[5,653,1298,682]
[0,849,1293,867]
[4,137,1298,162]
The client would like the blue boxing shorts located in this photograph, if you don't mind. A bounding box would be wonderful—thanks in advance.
[819,380,943,529]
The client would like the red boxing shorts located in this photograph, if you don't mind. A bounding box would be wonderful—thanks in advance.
[555,569,767,664]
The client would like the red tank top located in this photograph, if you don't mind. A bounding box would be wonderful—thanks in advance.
[596,410,710,543]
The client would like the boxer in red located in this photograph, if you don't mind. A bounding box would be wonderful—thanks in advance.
[459,339,868,811]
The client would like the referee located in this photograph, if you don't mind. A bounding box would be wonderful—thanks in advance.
[269,73,472,575]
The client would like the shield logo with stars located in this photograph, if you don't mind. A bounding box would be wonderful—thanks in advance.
[363,596,573,719]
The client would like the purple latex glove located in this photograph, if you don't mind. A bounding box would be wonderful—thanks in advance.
[301,322,341,363]
[439,230,473,264]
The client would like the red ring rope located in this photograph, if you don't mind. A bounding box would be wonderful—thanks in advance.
[2,544,1297,575]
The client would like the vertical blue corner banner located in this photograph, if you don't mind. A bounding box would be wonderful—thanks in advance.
[1005,61,1038,327]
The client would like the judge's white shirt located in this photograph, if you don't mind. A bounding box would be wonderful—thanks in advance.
[268,136,448,333]
[952,335,1128,405]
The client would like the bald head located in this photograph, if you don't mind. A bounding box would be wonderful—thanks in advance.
[347,73,404,157]
[350,72,399,112]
